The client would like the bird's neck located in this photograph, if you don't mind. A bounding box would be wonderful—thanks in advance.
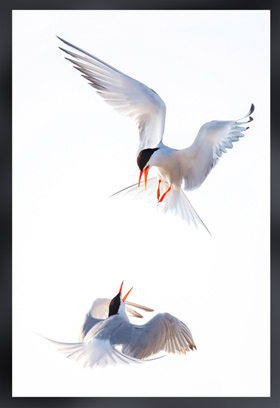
[118,302,129,320]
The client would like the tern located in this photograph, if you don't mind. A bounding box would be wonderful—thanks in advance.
[58,36,254,231]
[42,281,196,368]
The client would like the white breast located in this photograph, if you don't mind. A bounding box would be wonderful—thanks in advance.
[150,147,182,188]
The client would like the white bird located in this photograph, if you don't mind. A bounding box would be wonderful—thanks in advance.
[43,281,196,368]
[58,36,254,231]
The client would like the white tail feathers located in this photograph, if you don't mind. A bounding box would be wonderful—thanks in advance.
[40,334,144,368]
[39,333,164,368]
[110,177,210,234]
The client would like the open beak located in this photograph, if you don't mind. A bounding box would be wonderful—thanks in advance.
[138,165,150,189]
[119,281,133,302]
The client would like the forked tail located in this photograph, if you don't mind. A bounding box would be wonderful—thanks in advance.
[110,178,211,234]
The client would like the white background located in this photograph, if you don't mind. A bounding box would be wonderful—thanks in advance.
[13,10,270,397]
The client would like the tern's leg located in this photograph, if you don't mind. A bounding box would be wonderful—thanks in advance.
[159,186,171,203]
[157,180,161,200]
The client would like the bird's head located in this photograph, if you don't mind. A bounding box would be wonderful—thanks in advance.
[108,281,133,317]
[137,148,159,189]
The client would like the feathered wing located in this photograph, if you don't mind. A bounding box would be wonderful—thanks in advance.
[179,104,254,191]
[126,301,154,313]
[89,298,111,319]
[43,336,144,368]
[78,312,102,342]
[122,313,196,359]
[110,178,210,233]
[58,36,166,151]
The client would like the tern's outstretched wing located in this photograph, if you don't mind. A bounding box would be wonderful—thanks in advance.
[44,336,144,368]
[122,313,196,359]
[79,297,154,341]
[179,104,254,191]
[58,36,166,152]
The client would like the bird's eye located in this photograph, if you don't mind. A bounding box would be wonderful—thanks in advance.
[110,299,115,306]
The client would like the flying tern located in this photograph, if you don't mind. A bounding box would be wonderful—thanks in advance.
[42,281,196,368]
[58,36,254,231]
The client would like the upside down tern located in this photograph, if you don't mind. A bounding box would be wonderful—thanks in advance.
[58,36,254,231]
[43,281,196,368]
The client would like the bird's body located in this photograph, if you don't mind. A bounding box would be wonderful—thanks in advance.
[82,310,130,347]
[149,144,181,188]
[43,282,196,368]
[58,36,254,230]
[147,140,215,191]
[78,296,153,342]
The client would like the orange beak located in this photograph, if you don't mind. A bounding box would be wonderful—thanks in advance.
[119,281,124,295]
[118,281,133,302]
[138,166,150,189]
[122,287,133,302]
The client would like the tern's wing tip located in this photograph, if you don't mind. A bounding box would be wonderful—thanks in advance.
[56,35,67,44]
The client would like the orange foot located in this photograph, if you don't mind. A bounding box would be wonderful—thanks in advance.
[159,186,171,203]
[157,180,161,200]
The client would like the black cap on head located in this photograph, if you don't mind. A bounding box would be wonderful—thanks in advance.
[137,148,159,171]
[108,293,121,317]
